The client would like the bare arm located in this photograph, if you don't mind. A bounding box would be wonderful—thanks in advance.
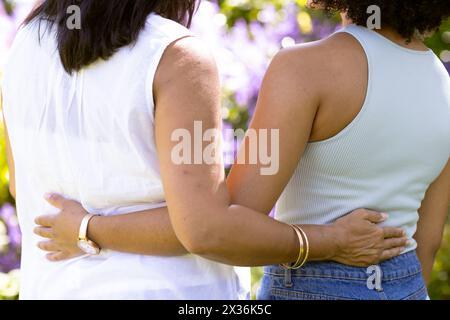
[414,158,450,284]
[88,207,187,256]
[153,37,338,266]
[227,46,319,214]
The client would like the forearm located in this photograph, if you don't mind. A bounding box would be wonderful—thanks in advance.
[180,204,338,267]
[415,243,437,284]
[88,207,188,256]
[82,202,336,263]
[415,223,445,284]
[414,207,449,284]
[414,213,448,284]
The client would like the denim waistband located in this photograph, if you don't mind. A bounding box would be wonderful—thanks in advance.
[264,251,422,282]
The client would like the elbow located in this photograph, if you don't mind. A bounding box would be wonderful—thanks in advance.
[417,238,443,260]
[183,238,213,257]
[429,241,443,258]
[178,223,221,257]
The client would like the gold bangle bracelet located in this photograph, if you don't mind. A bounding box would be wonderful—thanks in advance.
[282,224,304,269]
[292,225,309,269]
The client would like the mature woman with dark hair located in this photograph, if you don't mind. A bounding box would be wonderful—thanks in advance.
[1,0,442,300]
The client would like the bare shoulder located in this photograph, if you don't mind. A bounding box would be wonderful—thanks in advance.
[156,36,218,84]
[154,36,220,111]
[262,32,368,141]
[263,42,325,102]
[154,36,221,118]
[269,32,365,85]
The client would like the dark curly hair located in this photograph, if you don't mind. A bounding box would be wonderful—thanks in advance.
[312,0,450,40]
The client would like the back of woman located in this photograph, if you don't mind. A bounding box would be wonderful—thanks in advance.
[223,1,450,300]
[276,24,450,252]
[2,7,245,300]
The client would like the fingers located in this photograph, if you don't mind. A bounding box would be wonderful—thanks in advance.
[383,227,406,239]
[37,240,59,252]
[38,241,84,262]
[44,193,67,209]
[364,210,389,224]
[34,226,53,239]
[45,252,65,262]
[379,247,405,262]
[383,237,409,249]
[35,214,56,227]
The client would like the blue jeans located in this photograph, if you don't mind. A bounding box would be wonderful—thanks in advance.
[257,251,428,300]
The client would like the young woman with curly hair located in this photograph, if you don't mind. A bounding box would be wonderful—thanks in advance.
[244,0,450,299]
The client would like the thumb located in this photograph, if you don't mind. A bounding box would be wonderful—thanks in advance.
[365,210,389,224]
[44,193,66,209]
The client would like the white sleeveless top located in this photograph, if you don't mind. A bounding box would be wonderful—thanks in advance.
[275,25,450,253]
[2,14,249,300]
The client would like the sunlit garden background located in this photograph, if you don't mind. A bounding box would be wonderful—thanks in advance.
[0,0,449,300]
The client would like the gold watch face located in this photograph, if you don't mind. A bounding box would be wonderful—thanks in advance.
[78,240,100,255]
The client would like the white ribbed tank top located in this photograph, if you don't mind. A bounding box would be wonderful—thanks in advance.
[275,25,450,253]
[2,14,249,299]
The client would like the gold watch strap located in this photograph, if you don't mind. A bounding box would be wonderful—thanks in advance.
[79,214,97,241]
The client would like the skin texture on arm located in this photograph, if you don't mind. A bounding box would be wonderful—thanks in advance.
[414,158,450,284]
[227,46,319,214]
[87,208,187,256]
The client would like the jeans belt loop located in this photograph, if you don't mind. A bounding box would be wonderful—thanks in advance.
[284,268,293,288]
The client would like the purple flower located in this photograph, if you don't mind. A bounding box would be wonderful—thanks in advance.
[0,204,21,273]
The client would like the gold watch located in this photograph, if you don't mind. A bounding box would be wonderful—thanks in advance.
[77,214,101,255]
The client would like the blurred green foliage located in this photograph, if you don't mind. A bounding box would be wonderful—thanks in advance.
[426,18,450,56]
[0,270,19,300]
[219,0,305,26]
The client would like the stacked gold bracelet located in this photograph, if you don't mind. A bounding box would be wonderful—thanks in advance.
[282,225,310,270]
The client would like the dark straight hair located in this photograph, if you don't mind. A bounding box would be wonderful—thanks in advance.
[25,0,198,73]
